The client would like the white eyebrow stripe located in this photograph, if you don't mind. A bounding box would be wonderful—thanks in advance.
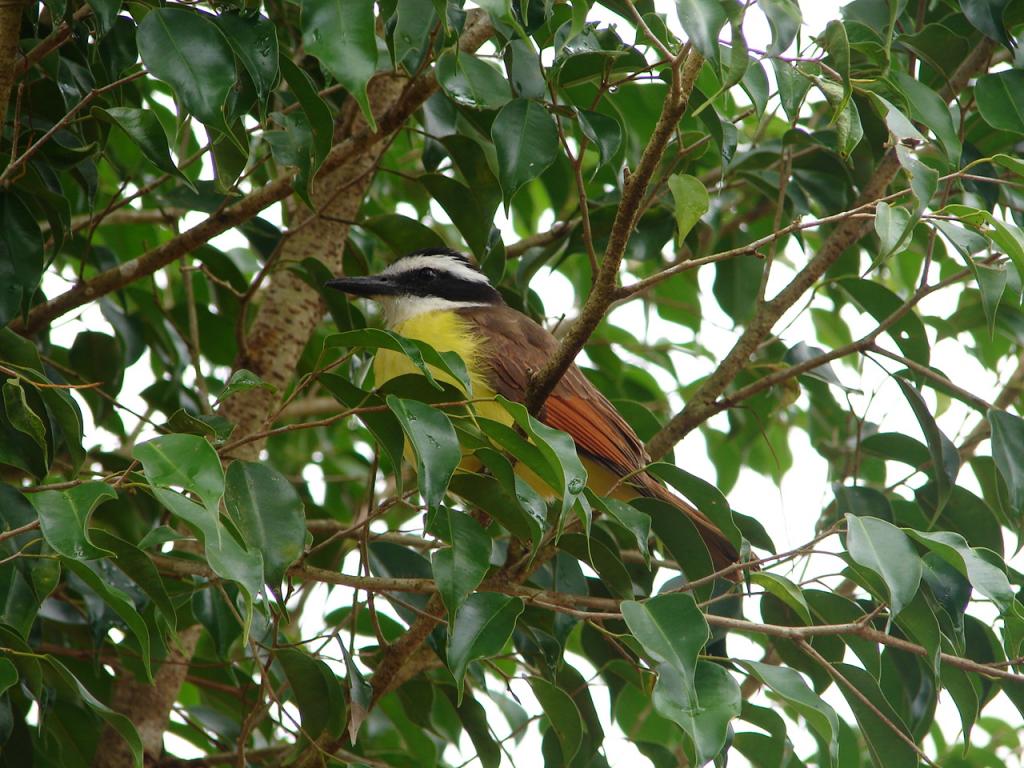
[382,254,490,284]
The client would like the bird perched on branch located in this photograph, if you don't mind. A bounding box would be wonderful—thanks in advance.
[327,247,739,570]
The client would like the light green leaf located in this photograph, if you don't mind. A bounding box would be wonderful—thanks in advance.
[844,513,922,615]
[758,0,801,56]
[667,173,709,246]
[750,572,811,624]
[30,482,116,560]
[874,201,912,260]
[621,593,708,690]
[436,50,513,110]
[218,369,276,402]
[741,662,839,767]
[653,662,741,766]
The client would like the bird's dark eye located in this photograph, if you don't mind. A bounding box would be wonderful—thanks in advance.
[420,268,439,281]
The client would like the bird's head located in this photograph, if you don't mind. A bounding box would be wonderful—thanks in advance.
[326,247,502,327]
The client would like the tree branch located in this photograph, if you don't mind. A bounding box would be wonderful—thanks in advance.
[523,48,703,413]
[646,37,997,459]
[0,0,30,131]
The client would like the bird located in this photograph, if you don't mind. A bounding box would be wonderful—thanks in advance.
[326,247,739,570]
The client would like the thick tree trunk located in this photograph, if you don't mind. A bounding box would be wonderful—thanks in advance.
[221,72,408,459]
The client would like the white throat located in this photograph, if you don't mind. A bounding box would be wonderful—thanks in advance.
[379,295,488,329]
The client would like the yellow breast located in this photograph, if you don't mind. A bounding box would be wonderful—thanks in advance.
[374,309,511,426]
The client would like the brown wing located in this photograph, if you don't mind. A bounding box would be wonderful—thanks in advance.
[457,305,740,571]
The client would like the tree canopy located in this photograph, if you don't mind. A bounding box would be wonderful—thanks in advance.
[4,0,1024,766]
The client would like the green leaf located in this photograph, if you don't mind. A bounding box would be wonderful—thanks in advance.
[2,379,46,457]
[137,7,235,129]
[493,396,588,527]
[844,513,922,615]
[64,559,152,681]
[894,378,958,513]
[773,59,811,121]
[675,0,729,66]
[47,656,143,768]
[325,327,473,394]
[832,662,918,768]
[387,396,460,508]
[893,72,960,165]
[816,78,862,158]
[420,173,496,260]
[278,55,333,167]
[750,572,811,624]
[429,507,491,618]
[224,461,306,590]
[528,677,584,764]
[436,50,513,110]
[905,529,1014,614]
[278,648,340,738]
[321,374,405,488]
[758,0,801,55]
[558,532,634,599]
[491,99,560,206]
[621,593,708,690]
[213,12,279,106]
[989,409,1024,514]
[300,0,378,130]
[962,0,1016,50]
[976,70,1024,134]
[874,201,912,261]
[0,193,44,329]
[896,144,939,215]
[92,107,193,189]
[134,435,262,635]
[838,278,929,366]
[30,482,116,560]
[0,658,16,696]
[587,493,651,566]
[577,108,622,169]
[819,21,851,110]
[648,463,743,550]
[339,640,371,741]
[741,661,839,767]
[90,530,176,631]
[447,593,524,703]
[654,661,740,766]
[667,173,709,246]
[217,368,276,402]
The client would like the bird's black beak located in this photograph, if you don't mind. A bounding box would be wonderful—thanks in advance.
[325,275,398,298]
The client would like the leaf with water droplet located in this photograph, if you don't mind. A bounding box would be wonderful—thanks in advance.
[388,396,461,508]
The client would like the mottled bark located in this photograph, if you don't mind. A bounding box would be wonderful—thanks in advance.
[0,0,28,130]
[94,625,202,767]
[221,73,407,459]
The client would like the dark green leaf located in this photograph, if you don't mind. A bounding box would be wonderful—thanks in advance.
[962,0,1016,50]
[906,529,1013,614]
[224,461,306,589]
[447,593,524,702]
[528,677,584,764]
[989,409,1024,514]
[758,0,801,55]
[214,12,279,105]
[387,396,461,508]
[674,0,728,66]
[278,648,339,738]
[137,8,235,128]
[491,99,560,205]
[894,378,958,513]
[0,194,44,329]
[832,662,918,768]
[430,507,491,617]
[93,107,193,189]
[436,50,513,110]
